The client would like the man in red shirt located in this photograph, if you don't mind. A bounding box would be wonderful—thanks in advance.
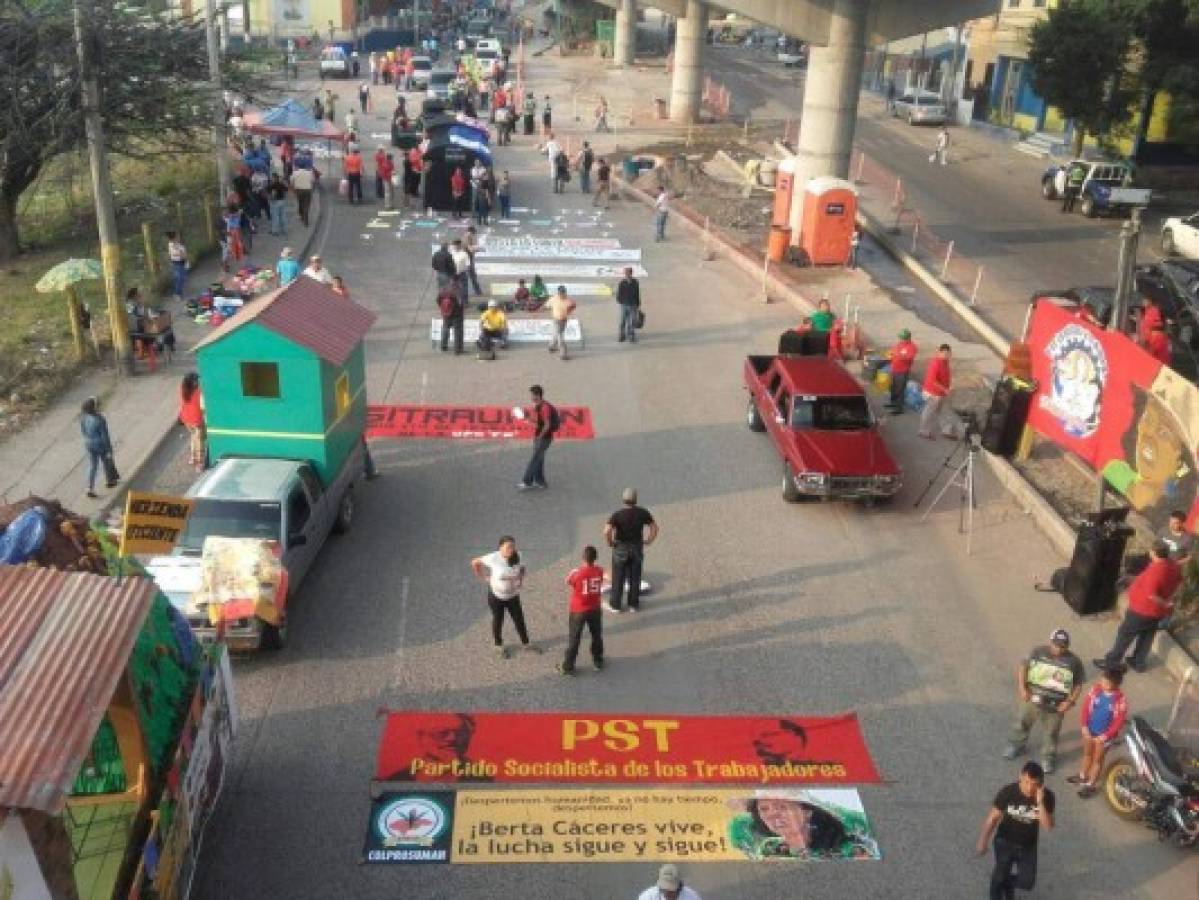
[1138,297,1164,344]
[887,328,918,414]
[918,344,952,439]
[376,150,395,208]
[344,148,364,204]
[558,546,605,675]
[450,166,467,219]
[1094,540,1181,673]
[1145,323,1171,366]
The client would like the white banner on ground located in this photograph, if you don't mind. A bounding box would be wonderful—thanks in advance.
[489,282,613,297]
[475,262,647,278]
[430,317,583,346]
[431,245,640,261]
[480,236,622,250]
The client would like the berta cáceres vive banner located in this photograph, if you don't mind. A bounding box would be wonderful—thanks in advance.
[1025,301,1199,530]
[362,788,881,865]
[373,711,881,786]
[366,405,595,441]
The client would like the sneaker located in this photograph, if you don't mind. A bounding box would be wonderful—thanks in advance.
[603,604,623,614]
[556,662,576,676]
[1078,784,1097,799]
[533,481,548,490]
[1065,775,1085,785]
[593,659,604,671]
[517,482,534,491]
[1001,745,1023,760]
[497,645,513,659]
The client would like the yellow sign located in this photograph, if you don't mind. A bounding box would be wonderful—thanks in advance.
[449,788,879,864]
[119,491,194,556]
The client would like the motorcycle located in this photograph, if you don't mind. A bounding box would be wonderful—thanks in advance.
[1102,715,1199,849]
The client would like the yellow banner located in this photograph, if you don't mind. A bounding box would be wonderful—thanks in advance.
[119,491,194,556]
[450,788,879,864]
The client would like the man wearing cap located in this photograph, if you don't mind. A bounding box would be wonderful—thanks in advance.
[477,300,508,359]
[638,863,701,900]
[886,329,918,413]
[1094,539,1181,674]
[603,488,659,613]
[1003,629,1085,774]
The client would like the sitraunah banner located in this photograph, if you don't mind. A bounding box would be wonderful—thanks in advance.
[366,405,595,440]
[1025,300,1199,530]
[373,711,881,786]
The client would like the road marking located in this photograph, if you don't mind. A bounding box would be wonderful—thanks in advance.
[391,575,411,690]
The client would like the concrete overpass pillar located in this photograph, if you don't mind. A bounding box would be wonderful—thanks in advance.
[669,0,706,124]
[791,0,870,236]
[614,0,636,67]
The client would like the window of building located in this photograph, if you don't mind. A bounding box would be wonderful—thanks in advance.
[1008,0,1021,7]
[334,372,351,419]
[241,362,280,398]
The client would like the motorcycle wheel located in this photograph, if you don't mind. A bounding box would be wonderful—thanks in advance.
[1102,759,1148,821]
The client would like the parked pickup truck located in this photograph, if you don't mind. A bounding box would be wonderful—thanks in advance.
[147,445,361,650]
[744,354,902,501]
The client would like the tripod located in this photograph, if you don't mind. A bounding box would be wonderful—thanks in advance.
[914,431,980,554]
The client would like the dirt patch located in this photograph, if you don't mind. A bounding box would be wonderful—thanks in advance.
[0,496,110,574]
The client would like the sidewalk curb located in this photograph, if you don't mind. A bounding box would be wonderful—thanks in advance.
[620,170,1197,682]
[856,209,1011,358]
[97,187,328,521]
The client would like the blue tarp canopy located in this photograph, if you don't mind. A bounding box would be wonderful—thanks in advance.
[245,100,346,142]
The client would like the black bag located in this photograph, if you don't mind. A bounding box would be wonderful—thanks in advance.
[102,453,120,485]
[547,403,562,434]
[634,310,646,329]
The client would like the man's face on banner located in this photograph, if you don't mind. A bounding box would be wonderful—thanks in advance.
[1134,398,1184,493]
[753,722,806,763]
[415,715,473,761]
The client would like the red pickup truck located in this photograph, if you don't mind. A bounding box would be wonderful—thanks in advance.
[744,354,902,501]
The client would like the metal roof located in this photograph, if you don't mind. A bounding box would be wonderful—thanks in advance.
[193,276,377,367]
[0,566,157,813]
[186,457,302,503]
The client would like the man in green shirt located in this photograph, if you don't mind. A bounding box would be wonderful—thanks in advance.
[810,298,836,332]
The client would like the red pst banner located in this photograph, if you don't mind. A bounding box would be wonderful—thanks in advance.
[374,711,881,785]
[366,405,595,440]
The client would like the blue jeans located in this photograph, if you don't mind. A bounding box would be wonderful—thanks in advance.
[85,449,103,491]
[654,210,667,241]
[619,304,637,341]
[498,194,511,218]
[171,261,187,298]
[270,200,286,235]
[579,170,590,193]
[522,436,552,486]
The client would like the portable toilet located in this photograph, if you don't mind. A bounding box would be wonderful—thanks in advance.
[798,177,857,266]
[192,277,377,484]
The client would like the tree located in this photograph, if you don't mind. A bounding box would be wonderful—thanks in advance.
[1124,0,1199,157]
[1027,0,1133,156]
[0,0,273,261]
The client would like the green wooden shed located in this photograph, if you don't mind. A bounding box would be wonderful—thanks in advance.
[192,278,377,484]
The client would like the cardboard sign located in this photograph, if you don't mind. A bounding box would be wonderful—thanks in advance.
[475,262,647,278]
[120,491,194,556]
[367,405,595,440]
[362,789,880,865]
[429,317,582,346]
[373,711,881,785]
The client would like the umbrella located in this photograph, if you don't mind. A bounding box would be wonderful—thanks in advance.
[36,258,103,360]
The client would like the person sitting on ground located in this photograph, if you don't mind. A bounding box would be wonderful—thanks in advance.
[478,300,509,357]
[514,277,532,308]
[530,274,549,304]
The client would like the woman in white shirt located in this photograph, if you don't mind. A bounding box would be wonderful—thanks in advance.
[470,535,541,658]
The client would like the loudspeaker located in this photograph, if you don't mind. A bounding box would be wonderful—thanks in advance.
[1063,519,1134,615]
[778,330,804,356]
[982,378,1035,457]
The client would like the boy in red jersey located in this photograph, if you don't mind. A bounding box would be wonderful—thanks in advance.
[558,546,605,675]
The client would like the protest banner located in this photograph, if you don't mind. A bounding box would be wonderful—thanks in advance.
[119,491,194,556]
[428,317,583,347]
[363,791,457,864]
[366,406,595,441]
[475,262,647,278]
[373,711,880,786]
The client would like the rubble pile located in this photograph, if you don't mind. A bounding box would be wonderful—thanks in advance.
[0,496,109,574]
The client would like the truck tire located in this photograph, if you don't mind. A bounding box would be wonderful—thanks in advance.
[1162,230,1176,255]
[1080,195,1097,218]
[259,617,287,651]
[746,398,766,432]
[782,463,801,502]
[1041,179,1057,201]
[332,489,354,534]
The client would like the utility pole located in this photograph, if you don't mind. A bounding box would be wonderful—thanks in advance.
[205,0,231,201]
[413,0,420,47]
[73,0,132,373]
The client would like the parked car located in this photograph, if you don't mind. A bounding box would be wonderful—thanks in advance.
[147,447,362,651]
[409,55,433,89]
[1040,160,1142,218]
[1034,286,1119,326]
[1161,212,1199,258]
[892,91,947,126]
[743,353,902,502]
[777,40,806,67]
[319,46,351,78]
[475,38,502,55]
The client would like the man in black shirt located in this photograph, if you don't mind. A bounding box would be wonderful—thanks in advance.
[603,488,658,612]
[976,762,1055,900]
[616,267,641,343]
[431,242,456,291]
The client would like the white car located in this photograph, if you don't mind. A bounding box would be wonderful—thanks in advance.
[892,91,947,126]
[1162,212,1199,259]
[409,55,433,89]
[475,38,502,55]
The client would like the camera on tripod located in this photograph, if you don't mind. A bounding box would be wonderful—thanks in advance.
[952,408,983,447]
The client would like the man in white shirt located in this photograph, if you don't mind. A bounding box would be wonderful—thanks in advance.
[653,188,669,242]
[289,165,315,227]
[544,135,561,180]
[470,536,541,658]
[302,255,334,284]
[450,239,472,306]
[637,864,701,900]
[547,286,576,360]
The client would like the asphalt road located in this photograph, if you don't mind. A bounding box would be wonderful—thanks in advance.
[129,73,1196,900]
[701,45,1187,342]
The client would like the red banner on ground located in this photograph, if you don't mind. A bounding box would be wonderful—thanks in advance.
[366,405,595,440]
[374,711,881,786]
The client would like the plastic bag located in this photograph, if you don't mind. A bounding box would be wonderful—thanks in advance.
[0,506,50,565]
[339,178,349,197]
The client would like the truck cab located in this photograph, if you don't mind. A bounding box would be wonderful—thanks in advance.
[744,355,902,501]
[147,447,360,650]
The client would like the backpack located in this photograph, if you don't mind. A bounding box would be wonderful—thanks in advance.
[546,402,561,435]
[438,291,458,317]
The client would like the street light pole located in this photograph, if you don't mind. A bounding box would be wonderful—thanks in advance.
[72,0,132,373]
[205,0,231,201]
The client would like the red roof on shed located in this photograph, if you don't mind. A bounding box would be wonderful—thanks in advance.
[193,276,377,366]
[0,566,157,813]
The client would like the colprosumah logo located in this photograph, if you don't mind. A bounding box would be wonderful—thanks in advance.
[377,797,448,847]
[1042,324,1108,439]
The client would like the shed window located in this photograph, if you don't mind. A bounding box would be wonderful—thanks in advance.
[241,362,280,398]
[334,372,351,419]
